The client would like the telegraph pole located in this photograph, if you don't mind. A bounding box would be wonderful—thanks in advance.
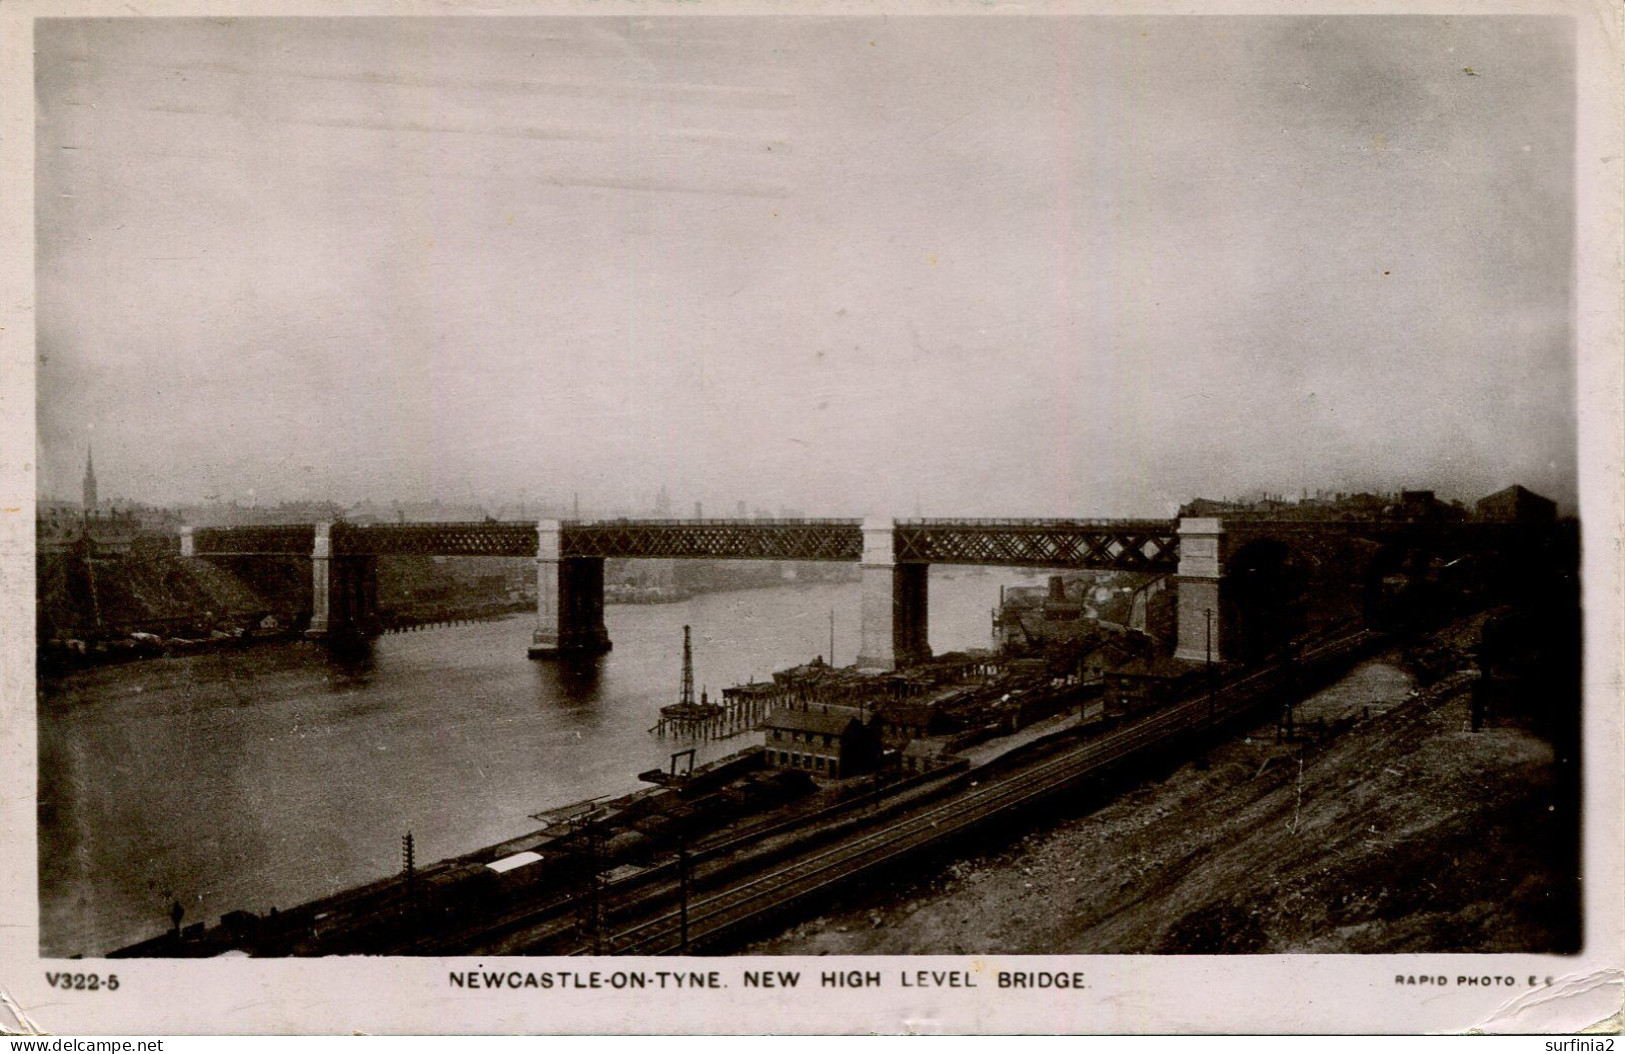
[572,813,605,954]
[402,831,417,947]
[669,750,693,954]
[1204,607,1216,726]
[677,838,690,954]
[1284,639,1300,741]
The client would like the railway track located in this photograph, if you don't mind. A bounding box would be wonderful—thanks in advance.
[387,629,1376,957]
[399,763,964,955]
[584,630,1379,955]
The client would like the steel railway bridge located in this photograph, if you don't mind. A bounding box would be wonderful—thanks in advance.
[180,514,1538,669]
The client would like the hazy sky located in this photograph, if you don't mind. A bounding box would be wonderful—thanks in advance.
[36,16,1576,517]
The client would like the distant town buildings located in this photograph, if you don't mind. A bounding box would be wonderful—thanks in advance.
[1178,486,1563,525]
[37,451,175,554]
[1178,489,1469,521]
[1476,485,1557,525]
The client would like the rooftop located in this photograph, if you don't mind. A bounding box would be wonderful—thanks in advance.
[763,708,864,736]
[1110,655,1202,680]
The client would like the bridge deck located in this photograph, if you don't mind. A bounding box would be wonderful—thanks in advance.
[188,515,1547,571]
[188,518,1184,570]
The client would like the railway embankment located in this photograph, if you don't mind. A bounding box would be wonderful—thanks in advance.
[750,631,1579,955]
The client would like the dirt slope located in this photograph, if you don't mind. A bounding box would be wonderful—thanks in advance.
[748,655,1579,955]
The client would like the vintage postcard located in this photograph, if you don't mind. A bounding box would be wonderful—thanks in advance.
[1,0,1621,1036]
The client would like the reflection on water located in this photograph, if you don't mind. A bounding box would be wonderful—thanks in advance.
[38,571,1018,956]
[322,639,378,687]
[540,657,604,704]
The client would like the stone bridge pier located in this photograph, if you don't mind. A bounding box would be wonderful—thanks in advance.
[1173,518,1226,664]
[528,520,612,659]
[306,523,381,639]
[856,518,930,671]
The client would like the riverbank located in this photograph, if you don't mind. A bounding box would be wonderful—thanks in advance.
[747,651,1579,955]
[101,648,1109,957]
[40,575,1020,957]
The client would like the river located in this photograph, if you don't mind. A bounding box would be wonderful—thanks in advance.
[37,569,1035,957]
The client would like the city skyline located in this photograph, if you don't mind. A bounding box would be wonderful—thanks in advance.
[43,437,1558,524]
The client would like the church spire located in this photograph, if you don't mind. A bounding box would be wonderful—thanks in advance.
[82,447,98,514]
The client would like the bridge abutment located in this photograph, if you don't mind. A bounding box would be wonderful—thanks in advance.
[528,520,612,660]
[1173,517,1227,664]
[856,518,930,671]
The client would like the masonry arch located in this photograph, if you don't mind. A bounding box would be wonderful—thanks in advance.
[1224,538,1310,663]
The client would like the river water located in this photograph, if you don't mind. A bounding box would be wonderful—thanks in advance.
[38,569,1031,957]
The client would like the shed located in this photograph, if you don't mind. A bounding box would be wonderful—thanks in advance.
[901,738,955,775]
[485,850,544,874]
[1103,655,1200,716]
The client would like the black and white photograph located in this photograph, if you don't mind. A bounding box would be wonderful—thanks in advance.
[3,2,1621,1037]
